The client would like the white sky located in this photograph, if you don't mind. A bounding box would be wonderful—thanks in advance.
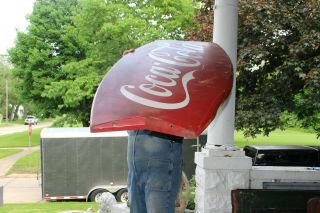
[0,0,35,55]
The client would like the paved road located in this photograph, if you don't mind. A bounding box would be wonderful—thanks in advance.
[0,122,52,135]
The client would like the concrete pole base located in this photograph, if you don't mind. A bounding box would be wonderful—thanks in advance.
[194,148,252,213]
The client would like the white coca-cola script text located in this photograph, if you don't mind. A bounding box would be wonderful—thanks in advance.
[120,42,204,109]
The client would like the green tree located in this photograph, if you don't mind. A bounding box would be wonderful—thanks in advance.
[40,0,194,125]
[9,0,81,120]
[9,0,194,126]
[188,0,320,137]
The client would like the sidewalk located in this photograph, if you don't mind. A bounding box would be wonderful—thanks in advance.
[0,146,40,177]
[0,146,42,203]
[0,174,42,203]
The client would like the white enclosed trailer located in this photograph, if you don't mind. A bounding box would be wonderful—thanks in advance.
[40,127,205,202]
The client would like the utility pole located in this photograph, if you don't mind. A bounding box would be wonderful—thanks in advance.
[5,80,8,122]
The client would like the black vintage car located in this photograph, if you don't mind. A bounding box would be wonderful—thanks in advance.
[244,145,320,167]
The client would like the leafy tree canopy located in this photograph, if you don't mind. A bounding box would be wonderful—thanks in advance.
[9,0,78,119]
[9,0,194,126]
[188,0,320,137]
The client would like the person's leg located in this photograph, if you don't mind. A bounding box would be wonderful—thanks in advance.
[128,130,183,213]
[143,137,183,213]
[169,142,184,208]
[127,130,148,213]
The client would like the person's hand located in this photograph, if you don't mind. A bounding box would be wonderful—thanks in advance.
[122,48,135,56]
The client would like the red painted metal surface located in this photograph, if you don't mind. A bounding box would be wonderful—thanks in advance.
[90,40,233,138]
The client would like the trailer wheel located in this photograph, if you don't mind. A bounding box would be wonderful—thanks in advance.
[116,188,128,203]
[89,188,108,202]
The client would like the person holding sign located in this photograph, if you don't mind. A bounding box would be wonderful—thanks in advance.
[90,42,233,212]
[127,130,183,213]
[123,49,184,213]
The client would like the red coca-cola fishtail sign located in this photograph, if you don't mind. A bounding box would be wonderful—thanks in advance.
[90,40,233,138]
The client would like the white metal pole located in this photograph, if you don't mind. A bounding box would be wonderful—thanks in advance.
[206,0,238,149]
[194,5,251,211]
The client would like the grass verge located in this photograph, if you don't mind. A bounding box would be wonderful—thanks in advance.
[7,150,40,175]
[0,202,98,213]
[0,149,22,159]
[235,128,319,148]
[0,119,24,127]
[0,123,10,128]
[0,128,42,148]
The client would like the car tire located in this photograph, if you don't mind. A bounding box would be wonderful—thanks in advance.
[116,188,128,203]
[89,188,108,202]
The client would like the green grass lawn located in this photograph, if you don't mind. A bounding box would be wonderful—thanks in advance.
[235,128,319,148]
[0,119,24,127]
[0,123,11,128]
[0,128,42,148]
[0,202,98,213]
[7,150,40,175]
[0,149,22,159]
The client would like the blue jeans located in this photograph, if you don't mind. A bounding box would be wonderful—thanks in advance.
[127,130,183,213]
